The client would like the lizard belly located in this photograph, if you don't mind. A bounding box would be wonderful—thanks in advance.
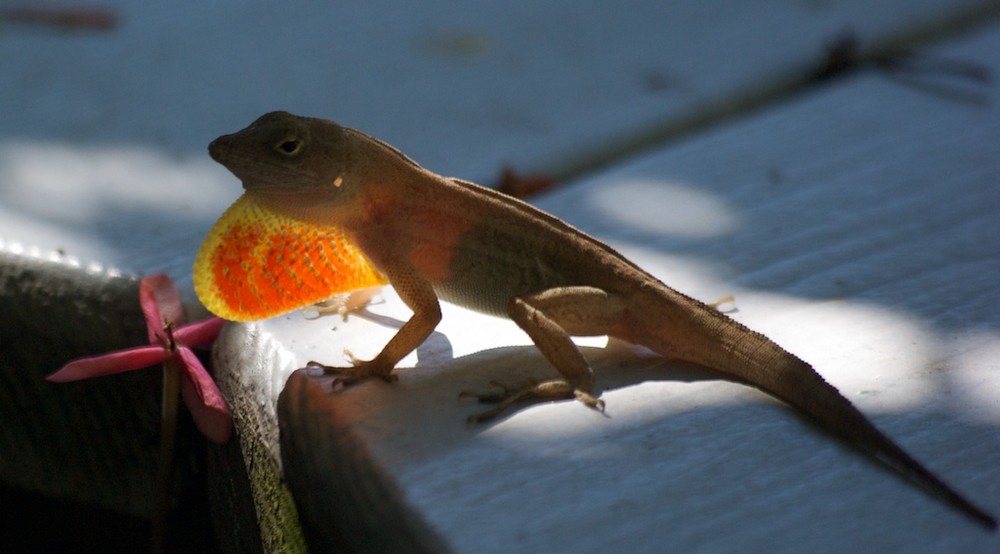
[432,258,559,317]
[425,224,631,317]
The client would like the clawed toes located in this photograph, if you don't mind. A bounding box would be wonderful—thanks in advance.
[304,359,396,389]
[460,379,605,423]
[575,391,606,413]
[305,360,352,377]
[342,348,362,366]
[459,379,528,404]
[305,360,333,372]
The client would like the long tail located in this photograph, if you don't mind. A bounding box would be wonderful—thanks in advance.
[636,289,997,530]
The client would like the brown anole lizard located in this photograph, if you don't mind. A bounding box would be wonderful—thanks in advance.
[193,111,996,530]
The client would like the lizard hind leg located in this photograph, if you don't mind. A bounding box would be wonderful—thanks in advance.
[464,286,626,423]
[462,379,598,424]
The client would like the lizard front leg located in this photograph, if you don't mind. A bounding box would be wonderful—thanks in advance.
[309,264,441,383]
[466,286,626,422]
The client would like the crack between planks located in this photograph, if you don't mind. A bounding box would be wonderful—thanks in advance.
[542,2,1000,185]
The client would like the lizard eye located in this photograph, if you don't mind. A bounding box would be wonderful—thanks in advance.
[275,135,304,156]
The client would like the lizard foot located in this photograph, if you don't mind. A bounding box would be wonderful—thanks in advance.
[458,379,537,403]
[460,379,605,424]
[306,349,396,389]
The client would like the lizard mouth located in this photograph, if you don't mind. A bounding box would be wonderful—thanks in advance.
[207,133,235,164]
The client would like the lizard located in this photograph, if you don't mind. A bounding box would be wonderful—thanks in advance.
[193,111,997,530]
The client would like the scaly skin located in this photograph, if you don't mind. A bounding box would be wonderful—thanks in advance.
[194,111,996,530]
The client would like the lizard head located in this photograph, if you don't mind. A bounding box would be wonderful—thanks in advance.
[208,111,361,198]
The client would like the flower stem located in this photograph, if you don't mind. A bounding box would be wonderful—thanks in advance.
[151,358,180,554]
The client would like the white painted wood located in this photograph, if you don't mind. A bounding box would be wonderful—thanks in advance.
[1,1,993,289]
[229,20,1000,552]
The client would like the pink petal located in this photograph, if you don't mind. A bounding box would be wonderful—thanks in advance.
[140,274,184,344]
[47,346,170,382]
[177,347,232,444]
[174,317,226,348]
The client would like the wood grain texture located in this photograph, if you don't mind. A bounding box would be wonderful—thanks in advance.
[279,371,451,553]
[222,21,1000,553]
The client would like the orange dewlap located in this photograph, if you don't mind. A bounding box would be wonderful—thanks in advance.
[193,194,387,321]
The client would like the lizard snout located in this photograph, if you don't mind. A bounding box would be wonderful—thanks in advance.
[207,134,233,164]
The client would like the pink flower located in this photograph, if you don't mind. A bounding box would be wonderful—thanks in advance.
[47,274,232,444]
